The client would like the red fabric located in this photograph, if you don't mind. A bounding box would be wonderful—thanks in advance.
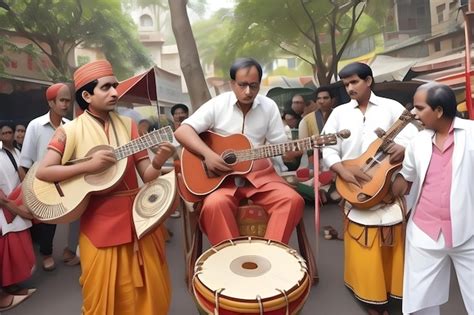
[80,122,148,248]
[74,60,114,90]
[0,225,35,286]
[318,171,333,186]
[200,162,304,245]
[46,83,67,101]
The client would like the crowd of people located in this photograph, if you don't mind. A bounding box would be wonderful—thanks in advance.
[0,58,472,315]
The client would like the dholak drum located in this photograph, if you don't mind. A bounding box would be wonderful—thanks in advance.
[192,237,310,315]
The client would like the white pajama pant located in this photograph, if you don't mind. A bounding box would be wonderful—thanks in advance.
[403,234,474,314]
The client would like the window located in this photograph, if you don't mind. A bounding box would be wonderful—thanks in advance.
[437,4,446,23]
[140,14,153,27]
[434,41,441,52]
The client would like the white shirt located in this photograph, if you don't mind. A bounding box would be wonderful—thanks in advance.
[400,117,474,248]
[0,142,31,234]
[20,112,70,168]
[321,92,418,225]
[322,92,417,169]
[182,92,287,146]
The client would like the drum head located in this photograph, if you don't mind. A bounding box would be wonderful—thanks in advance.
[195,238,307,301]
[133,170,176,239]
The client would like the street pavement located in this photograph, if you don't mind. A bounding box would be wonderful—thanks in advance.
[5,202,468,315]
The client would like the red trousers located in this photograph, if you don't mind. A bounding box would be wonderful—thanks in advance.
[200,179,304,245]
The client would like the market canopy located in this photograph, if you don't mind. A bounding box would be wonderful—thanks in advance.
[116,67,157,105]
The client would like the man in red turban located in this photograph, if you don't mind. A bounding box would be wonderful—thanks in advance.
[35,60,174,315]
[20,82,74,271]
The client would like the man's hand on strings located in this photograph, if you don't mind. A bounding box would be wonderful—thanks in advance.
[333,163,371,188]
[203,151,232,176]
[86,149,116,174]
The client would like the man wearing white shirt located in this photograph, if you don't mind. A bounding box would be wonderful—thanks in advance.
[322,62,418,315]
[393,83,474,315]
[20,83,77,271]
[175,58,304,246]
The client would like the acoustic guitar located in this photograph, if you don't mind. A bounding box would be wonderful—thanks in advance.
[335,110,417,209]
[180,130,350,197]
[22,126,174,224]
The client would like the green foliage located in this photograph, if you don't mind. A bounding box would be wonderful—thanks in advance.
[0,0,152,81]
[198,0,391,84]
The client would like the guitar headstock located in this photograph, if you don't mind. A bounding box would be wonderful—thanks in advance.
[400,110,416,122]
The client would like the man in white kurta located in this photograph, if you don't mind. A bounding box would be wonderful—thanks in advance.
[322,62,418,314]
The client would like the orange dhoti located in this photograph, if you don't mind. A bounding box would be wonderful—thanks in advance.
[79,226,171,315]
[200,160,304,245]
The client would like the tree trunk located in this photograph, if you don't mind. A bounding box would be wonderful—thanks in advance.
[168,0,211,111]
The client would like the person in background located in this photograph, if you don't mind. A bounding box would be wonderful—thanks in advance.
[0,122,36,305]
[170,103,189,131]
[138,119,152,136]
[13,124,26,151]
[322,62,418,315]
[19,83,78,271]
[175,57,304,246]
[168,103,190,219]
[281,108,303,171]
[35,59,174,315]
[291,94,306,117]
[392,83,474,315]
[298,86,339,203]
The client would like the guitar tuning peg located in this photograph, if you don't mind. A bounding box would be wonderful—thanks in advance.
[374,128,385,138]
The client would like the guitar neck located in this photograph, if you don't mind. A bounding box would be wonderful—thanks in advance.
[114,126,174,160]
[380,111,413,150]
[234,138,313,162]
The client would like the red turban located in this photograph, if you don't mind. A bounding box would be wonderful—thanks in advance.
[46,83,68,101]
[74,60,114,91]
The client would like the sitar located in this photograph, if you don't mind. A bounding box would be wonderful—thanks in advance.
[180,130,350,197]
[22,126,174,224]
[335,110,417,209]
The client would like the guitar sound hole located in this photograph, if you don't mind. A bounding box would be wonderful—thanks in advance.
[222,152,237,165]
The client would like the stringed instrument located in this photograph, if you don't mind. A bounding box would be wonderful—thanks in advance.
[22,126,174,224]
[180,130,350,197]
[335,110,417,209]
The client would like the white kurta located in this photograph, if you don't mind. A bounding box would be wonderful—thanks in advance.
[322,92,419,225]
[0,142,31,234]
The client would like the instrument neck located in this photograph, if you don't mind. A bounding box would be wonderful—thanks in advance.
[380,111,413,151]
[234,138,313,162]
[114,126,173,160]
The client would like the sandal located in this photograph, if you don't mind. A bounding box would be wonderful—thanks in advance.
[323,225,343,240]
[0,293,33,311]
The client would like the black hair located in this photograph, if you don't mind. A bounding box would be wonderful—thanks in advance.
[316,86,334,99]
[75,80,98,110]
[229,58,263,82]
[417,83,457,119]
[171,103,189,115]
[0,121,15,131]
[338,62,374,88]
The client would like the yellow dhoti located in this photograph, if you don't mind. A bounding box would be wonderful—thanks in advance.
[344,220,404,304]
[79,226,171,315]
